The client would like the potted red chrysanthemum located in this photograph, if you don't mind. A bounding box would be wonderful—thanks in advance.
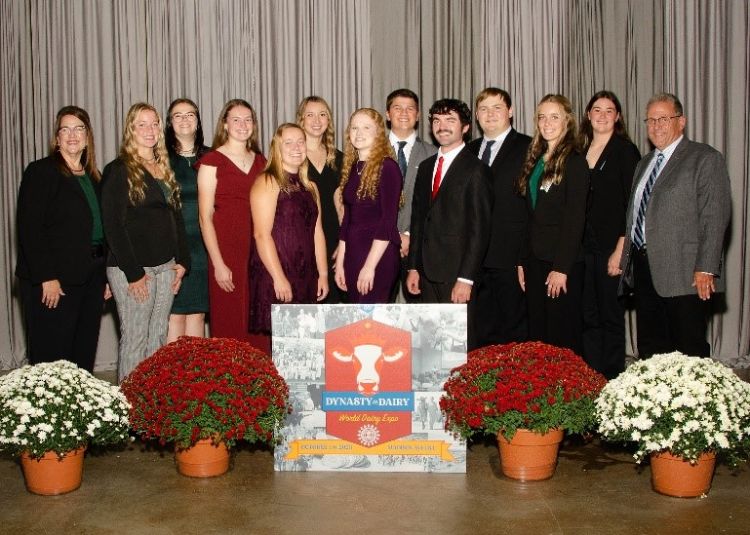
[441,341,606,481]
[121,337,290,478]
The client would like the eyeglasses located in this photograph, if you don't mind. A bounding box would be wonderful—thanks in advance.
[172,112,197,122]
[58,126,87,136]
[644,115,681,127]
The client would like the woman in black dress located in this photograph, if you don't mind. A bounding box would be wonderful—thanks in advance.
[578,91,641,378]
[165,98,210,342]
[16,106,107,372]
[296,96,345,302]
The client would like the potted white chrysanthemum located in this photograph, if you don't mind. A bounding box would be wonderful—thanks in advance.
[595,352,750,497]
[0,360,131,495]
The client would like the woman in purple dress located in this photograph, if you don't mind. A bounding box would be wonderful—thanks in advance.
[334,108,402,303]
[249,123,329,333]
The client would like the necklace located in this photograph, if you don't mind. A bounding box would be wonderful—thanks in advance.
[139,155,156,163]
[62,157,84,174]
[355,160,365,176]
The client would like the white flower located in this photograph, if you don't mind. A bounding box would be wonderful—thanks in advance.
[596,352,750,463]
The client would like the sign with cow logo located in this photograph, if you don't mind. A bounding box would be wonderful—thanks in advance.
[272,303,467,473]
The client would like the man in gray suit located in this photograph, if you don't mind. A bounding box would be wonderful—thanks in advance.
[619,92,731,358]
[385,88,437,301]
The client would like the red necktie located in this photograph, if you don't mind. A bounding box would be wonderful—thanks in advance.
[431,156,444,200]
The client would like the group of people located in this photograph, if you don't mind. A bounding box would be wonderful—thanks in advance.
[15,87,730,382]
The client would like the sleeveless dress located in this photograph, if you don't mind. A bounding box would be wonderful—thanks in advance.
[339,158,402,303]
[249,173,319,332]
[170,152,208,313]
[195,150,269,352]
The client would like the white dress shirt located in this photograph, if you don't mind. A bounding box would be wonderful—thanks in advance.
[630,135,683,243]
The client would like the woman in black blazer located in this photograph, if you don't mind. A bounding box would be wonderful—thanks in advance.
[102,102,190,381]
[16,106,107,372]
[517,94,589,355]
[578,91,641,378]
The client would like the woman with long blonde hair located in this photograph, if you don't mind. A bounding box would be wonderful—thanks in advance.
[196,99,268,352]
[334,108,402,303]
[296,96,344,302]
[101,102,190,381]
[517,94,589,355]
[249,123,329,332]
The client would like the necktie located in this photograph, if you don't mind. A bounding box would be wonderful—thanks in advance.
[632,152,665,249]
[397,141,408,180]
[431,156,444,200]
[480,139,495,165]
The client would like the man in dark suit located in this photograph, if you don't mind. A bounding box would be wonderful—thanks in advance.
[620,92,731,358]
[407,98,492,345]
[385,88,437,301]
[467,87,531,348]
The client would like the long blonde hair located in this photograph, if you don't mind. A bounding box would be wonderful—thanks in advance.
[211,99,261,153]
[296,96,337,170]
[517,94,578,195]
[263,123,317,202]
[340,108,395,200]
[119,102,180,207]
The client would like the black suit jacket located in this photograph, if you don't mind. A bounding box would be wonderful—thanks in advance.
[585,134,641,253]
[408,146,493,283]
[16,156,102,285]
[526,153,590,274]
[467,130,531,269]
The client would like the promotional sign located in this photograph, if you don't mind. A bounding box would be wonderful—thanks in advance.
[272,303,466,473]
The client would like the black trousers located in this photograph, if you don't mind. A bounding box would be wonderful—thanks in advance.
[632,248,710,358]
[472,266,527,350]
[582,251,626,379]
[419,275,478,351]
[525,256,584,356]
[20,258,106,372]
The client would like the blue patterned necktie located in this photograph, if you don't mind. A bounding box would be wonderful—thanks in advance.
[480,139,495,165]
[397,141,408,180]
[633,152,665,249]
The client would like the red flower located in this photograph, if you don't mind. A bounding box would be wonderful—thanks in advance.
[442,342,607,440]
[121,336,291,449]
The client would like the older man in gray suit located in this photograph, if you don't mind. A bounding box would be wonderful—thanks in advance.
[386,88,438,301]
[619,92,731,358]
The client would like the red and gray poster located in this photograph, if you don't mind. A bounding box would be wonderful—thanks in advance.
[272,304,466,473]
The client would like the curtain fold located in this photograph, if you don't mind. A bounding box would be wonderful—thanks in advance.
[1,0,748,369]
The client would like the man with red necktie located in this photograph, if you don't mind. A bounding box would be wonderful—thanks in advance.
[407,98,492,347]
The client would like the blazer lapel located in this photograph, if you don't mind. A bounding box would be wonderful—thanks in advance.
[652,137,689,191]
[491,130,516,170]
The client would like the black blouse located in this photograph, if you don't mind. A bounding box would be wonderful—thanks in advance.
[584,135,641,253]
[101,158,190,282]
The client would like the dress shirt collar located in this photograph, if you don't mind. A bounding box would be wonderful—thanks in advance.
[480,126,512,165]
[658,135,683,163]
[389,130,417,148]
[434,142,465,178]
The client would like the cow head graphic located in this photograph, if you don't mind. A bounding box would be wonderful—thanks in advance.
[332,344,404,396]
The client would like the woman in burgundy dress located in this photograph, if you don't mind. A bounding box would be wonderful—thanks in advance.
[196,99,269,351]
[249,123,329,333]
[334,108,402,303]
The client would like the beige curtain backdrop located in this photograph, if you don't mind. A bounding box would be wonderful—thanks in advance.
[1,0,748,369]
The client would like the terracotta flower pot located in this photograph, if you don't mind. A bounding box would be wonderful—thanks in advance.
[650,450,716,498]
[175,438,230,477]
[20,447,85,495]
[497,428,564,481]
